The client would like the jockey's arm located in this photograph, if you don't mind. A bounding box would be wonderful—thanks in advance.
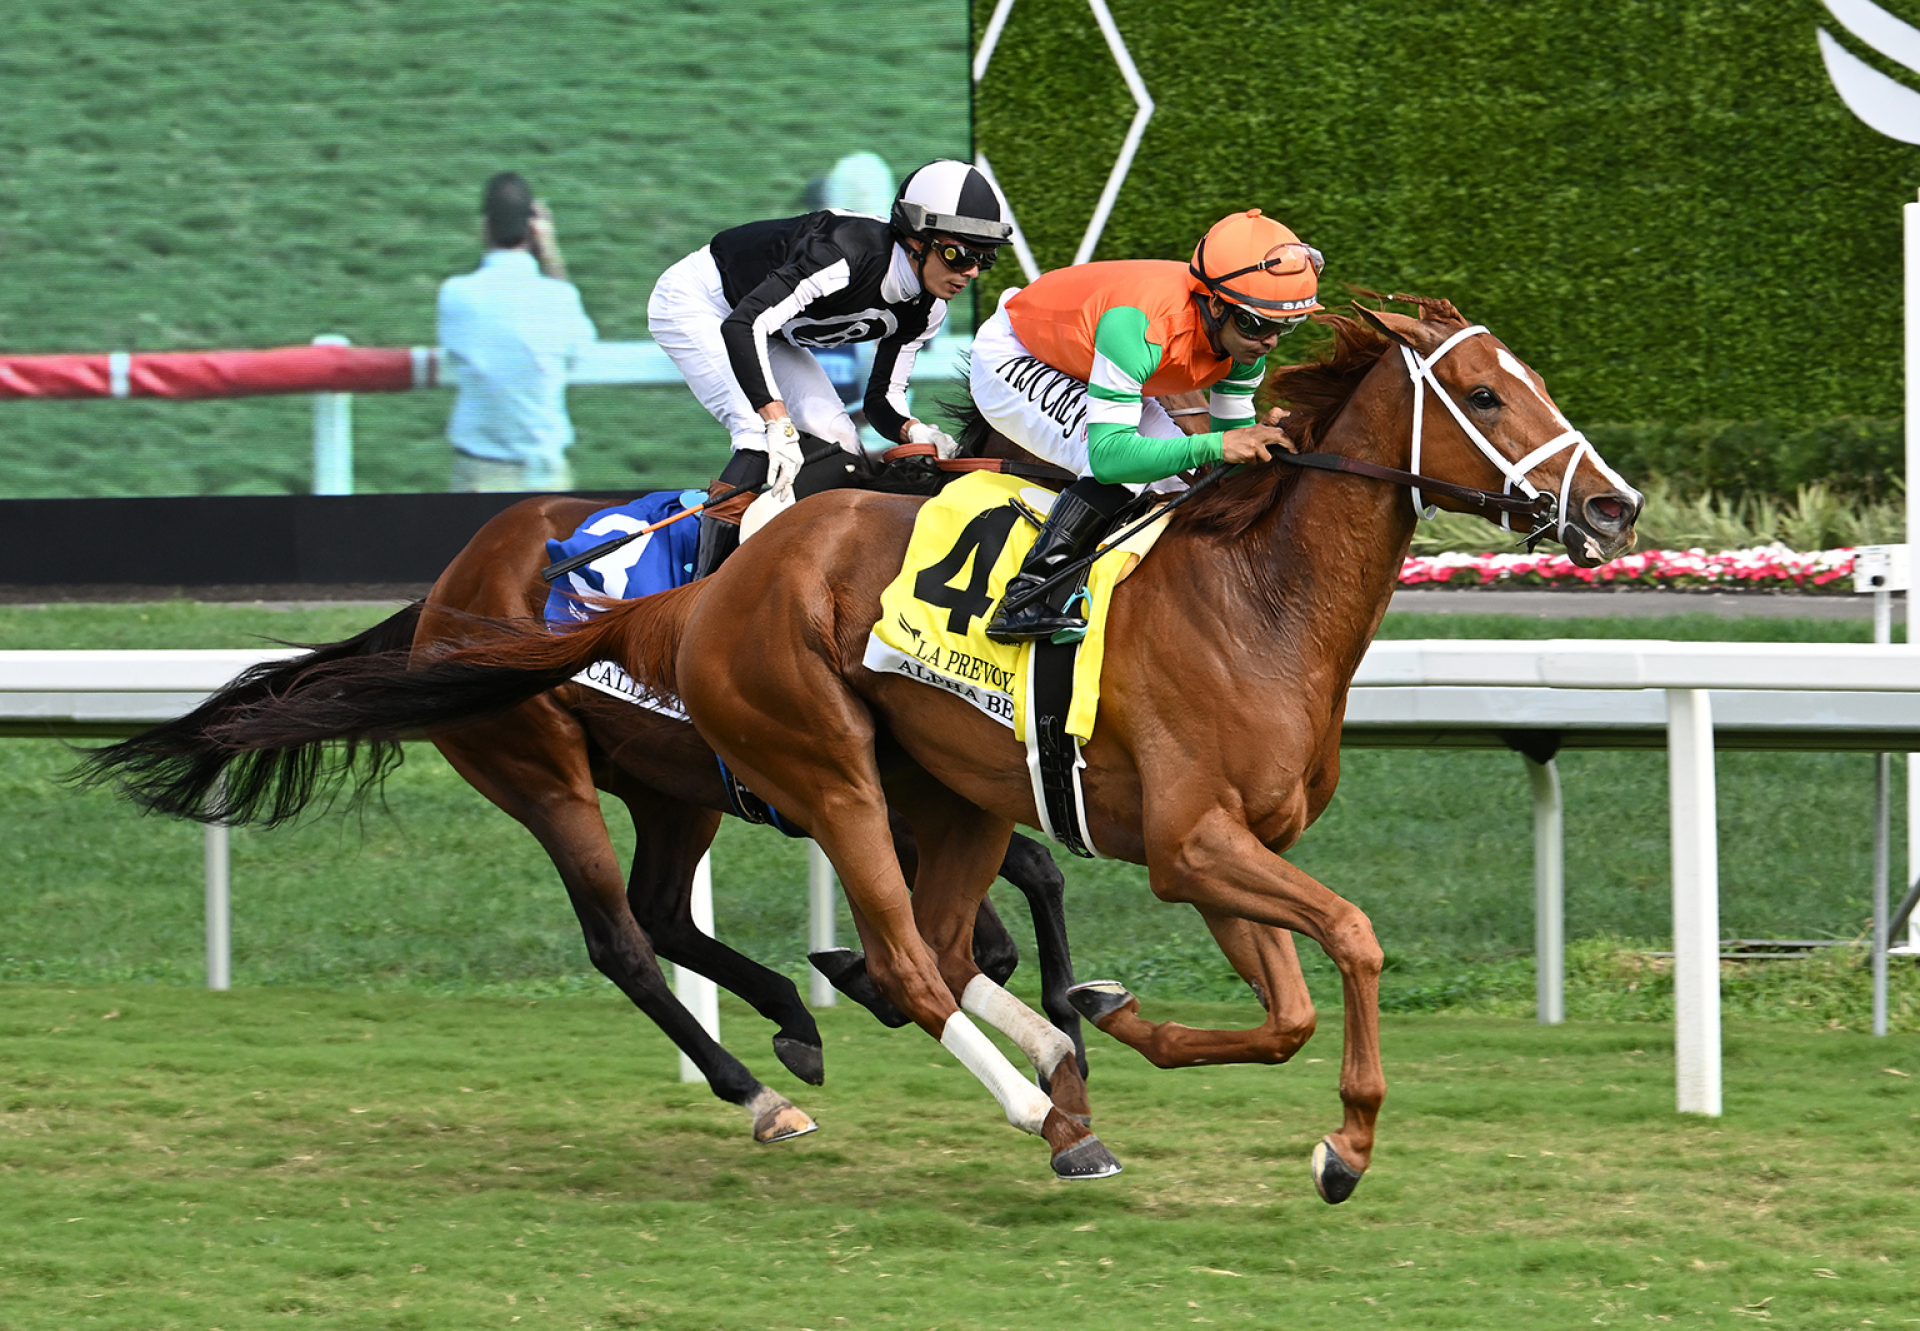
[1084,306,1234,484]
[720,262,853,424]
[862,299,948,445]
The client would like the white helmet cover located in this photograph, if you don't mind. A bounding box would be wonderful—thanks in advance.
[892,159,1012,247]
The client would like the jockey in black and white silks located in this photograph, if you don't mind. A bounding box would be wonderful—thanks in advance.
[646,159,1012,577]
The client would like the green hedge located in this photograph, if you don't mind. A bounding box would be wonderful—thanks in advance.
[974,0,1918,497]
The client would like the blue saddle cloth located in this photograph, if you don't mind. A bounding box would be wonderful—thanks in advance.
[541,490,704,628]
[541,488,805,839]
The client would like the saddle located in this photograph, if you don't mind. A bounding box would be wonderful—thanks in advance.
[698,427,1076,529]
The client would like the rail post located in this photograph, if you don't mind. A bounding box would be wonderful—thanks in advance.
[311,334,353,495]
[1667,688,1721,1116]
[1906,189,1920,960]
[1526,757,1565,1025]
[204,776,231,991]
[675,851,720,1083]
[808,842,838,1008]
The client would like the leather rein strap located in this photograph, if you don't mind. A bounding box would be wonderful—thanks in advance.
[882,441,1078,485]
[1274,449,1552,522]
[884,438,1547,520]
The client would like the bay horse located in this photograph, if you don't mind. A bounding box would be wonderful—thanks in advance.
[78,498,1082,1147]
[83,298,1640,1198]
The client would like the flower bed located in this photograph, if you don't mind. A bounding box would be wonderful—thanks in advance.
[1399,544,1859,592]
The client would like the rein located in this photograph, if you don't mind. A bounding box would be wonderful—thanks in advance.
[1272,449,1549,524]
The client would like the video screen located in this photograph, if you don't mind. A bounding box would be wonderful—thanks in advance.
[0,0,970,498]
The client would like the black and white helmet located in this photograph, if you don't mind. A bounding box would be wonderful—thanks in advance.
[891,159,1012,248]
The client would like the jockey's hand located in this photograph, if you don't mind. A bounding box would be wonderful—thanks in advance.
[1260,405,1290,427]
[905,419,962,459]
[1221,423,1297,465]
[763,416,805,495]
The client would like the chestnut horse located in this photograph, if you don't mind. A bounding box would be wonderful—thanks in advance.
[79,496,1082,1147]
[84,299,1639,1198]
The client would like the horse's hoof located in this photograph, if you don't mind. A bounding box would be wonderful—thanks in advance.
[808,948,912,1028]
[753,1103,819,1144]
[1051,1135,1122,1180]
[773,1037,825,1087]
[1311,1138,1364,1204]
[1067,980,1136,1027]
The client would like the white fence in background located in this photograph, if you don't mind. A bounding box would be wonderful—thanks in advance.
[7,640,1920,1111]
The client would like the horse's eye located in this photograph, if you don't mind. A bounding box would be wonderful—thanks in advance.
[1467,387,1501,411]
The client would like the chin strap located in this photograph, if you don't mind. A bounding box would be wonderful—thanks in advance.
[1189,291,1230,359]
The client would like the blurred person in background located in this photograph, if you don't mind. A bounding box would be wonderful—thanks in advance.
[646,158,1009,577]
[439,171,598,492]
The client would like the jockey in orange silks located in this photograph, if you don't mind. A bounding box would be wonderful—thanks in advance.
[971,209,1322,642]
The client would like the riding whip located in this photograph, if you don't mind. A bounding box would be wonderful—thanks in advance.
[540,440,845,583]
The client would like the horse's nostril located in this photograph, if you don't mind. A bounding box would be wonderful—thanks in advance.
[1586,496,1629,529]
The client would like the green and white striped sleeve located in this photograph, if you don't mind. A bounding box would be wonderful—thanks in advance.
[1084,305,1228,486]
[1208,355,1264,430]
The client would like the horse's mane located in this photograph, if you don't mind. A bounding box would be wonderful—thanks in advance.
[1175,294,1468,537]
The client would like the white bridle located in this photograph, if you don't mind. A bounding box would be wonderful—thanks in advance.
[1400,326,1629,538]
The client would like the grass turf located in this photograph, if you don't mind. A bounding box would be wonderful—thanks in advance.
[0,0,969,499]
[2,987,1917,1329]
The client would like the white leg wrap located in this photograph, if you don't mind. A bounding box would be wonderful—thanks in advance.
[939,1011,1052,1135]
[961,974,1075,1076]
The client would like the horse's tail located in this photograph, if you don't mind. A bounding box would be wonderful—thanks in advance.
[70,600,427,826]
[71,586,701,827]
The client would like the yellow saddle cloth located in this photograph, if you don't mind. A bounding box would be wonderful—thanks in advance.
[861,471,1168,743]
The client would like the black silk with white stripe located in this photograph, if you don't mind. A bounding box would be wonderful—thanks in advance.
[711,211,944,444]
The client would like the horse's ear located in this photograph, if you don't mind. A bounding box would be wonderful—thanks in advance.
[1353,304,1425,349]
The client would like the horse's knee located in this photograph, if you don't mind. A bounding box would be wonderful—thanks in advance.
[1326,913,1382,980]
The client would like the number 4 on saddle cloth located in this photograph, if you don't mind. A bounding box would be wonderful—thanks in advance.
[862,472,1171,858]
[541,490,805,837]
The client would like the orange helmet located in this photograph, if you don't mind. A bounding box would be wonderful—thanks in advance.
[1189,209,1324,319]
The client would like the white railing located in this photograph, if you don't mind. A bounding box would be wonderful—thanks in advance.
[9,640,1920,1111]
[308,334,974,495]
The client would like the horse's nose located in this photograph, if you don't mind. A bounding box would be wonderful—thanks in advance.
[1582,489,1641,536]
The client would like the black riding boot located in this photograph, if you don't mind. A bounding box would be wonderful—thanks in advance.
[691,449,770,580]
[985,479,1132,643]
[692,514,740,580]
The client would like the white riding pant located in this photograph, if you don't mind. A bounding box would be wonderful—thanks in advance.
[646,245,862,455]
[968,292,1182,488]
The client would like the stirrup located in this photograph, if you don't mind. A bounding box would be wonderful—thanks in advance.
[1049,588,1091,645]
[986,583,1089,644]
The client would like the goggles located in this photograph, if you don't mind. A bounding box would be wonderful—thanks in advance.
[932,240,998,273]
[1227,306,1310,340]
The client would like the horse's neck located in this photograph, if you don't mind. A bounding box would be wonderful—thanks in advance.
[1209,391,1420,684]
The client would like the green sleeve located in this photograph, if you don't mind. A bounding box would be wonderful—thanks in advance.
[1207,355,1264,431]
[1083,306,1228,485]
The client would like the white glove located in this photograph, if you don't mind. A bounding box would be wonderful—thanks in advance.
[906,419,962,459]
[762,416,804,497]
